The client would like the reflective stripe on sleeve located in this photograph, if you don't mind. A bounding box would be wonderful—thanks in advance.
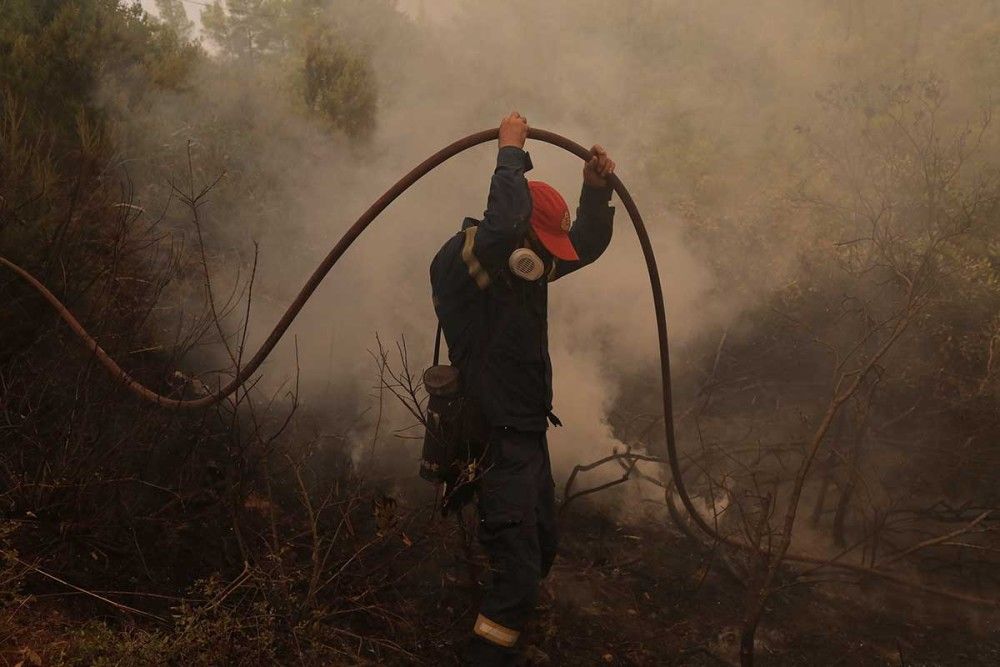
[461,227,492,290]
[474,613,520,647]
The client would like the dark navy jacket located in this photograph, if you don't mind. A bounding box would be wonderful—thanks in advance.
[430,146,615,432]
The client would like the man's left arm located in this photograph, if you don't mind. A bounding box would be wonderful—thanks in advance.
[551,145,616,281]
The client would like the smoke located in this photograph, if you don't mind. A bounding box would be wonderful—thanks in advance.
[124,0,1000,492]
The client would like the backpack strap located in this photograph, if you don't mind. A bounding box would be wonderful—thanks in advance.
[432,322,443,366]
[460,226,491,290]
[432,225,489,367]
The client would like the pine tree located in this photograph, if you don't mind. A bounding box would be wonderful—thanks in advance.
[201,0,377,138]
[155,0,195,40]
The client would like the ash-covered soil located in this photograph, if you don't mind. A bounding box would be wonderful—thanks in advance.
[401,493,1000,666]
[5,480,998,666]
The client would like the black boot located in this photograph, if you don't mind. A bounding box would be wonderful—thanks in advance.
[462,636,519,666]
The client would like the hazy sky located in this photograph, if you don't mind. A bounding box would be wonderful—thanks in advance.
[140,0,200,27]
[138,0,444,26]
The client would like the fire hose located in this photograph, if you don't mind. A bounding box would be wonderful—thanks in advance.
[5,128,1000,608]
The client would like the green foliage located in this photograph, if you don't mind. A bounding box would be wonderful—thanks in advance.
[202,0,378,139]
[54,622,175,667]
[202,0,292,59]
[0,0,203,365]
[53,576,281,666]
[155,0,195,40]
[0,0,199,151]
[0,0,226,632]
[302,29,376,137]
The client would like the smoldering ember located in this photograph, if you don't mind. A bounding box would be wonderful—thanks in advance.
[2,1,1000,666]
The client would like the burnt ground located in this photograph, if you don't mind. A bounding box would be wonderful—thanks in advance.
[4,480,1000,666]
[398,488,1000,666]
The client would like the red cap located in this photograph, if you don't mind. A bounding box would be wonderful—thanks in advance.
[528,181,578,261]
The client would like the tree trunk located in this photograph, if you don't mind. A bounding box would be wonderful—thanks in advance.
[832,384,876,546]
[740,618,758,667]
[810,412,847,527]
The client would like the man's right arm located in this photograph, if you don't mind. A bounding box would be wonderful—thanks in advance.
[473,112,533,272]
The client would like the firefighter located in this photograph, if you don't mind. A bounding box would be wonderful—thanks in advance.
[430,111,616,665]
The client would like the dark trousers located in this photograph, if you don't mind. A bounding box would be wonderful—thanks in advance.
[466,427,557,665]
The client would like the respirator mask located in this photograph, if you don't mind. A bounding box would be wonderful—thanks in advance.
[508,245,546,281]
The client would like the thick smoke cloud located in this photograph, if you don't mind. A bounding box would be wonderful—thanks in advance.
[131,0,999,488]
[128,0,720,485]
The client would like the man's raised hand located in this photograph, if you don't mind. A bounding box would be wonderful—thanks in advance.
[583,145,616,188]
[498,111,528,150]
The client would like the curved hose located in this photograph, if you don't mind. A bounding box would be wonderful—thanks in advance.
[0,127,719,539]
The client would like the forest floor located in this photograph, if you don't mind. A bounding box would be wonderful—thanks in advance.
[401,488,1000,666]
[4,479,999,666]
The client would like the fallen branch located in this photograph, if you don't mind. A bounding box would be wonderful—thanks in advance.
[15,557,167,623]
[877,510,993,569]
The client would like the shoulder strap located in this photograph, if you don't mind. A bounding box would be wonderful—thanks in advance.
[460,226,492,290]
[431,225,489,367]
[432,322,442,366]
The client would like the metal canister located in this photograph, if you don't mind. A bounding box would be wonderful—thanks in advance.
[419,365,462,483]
